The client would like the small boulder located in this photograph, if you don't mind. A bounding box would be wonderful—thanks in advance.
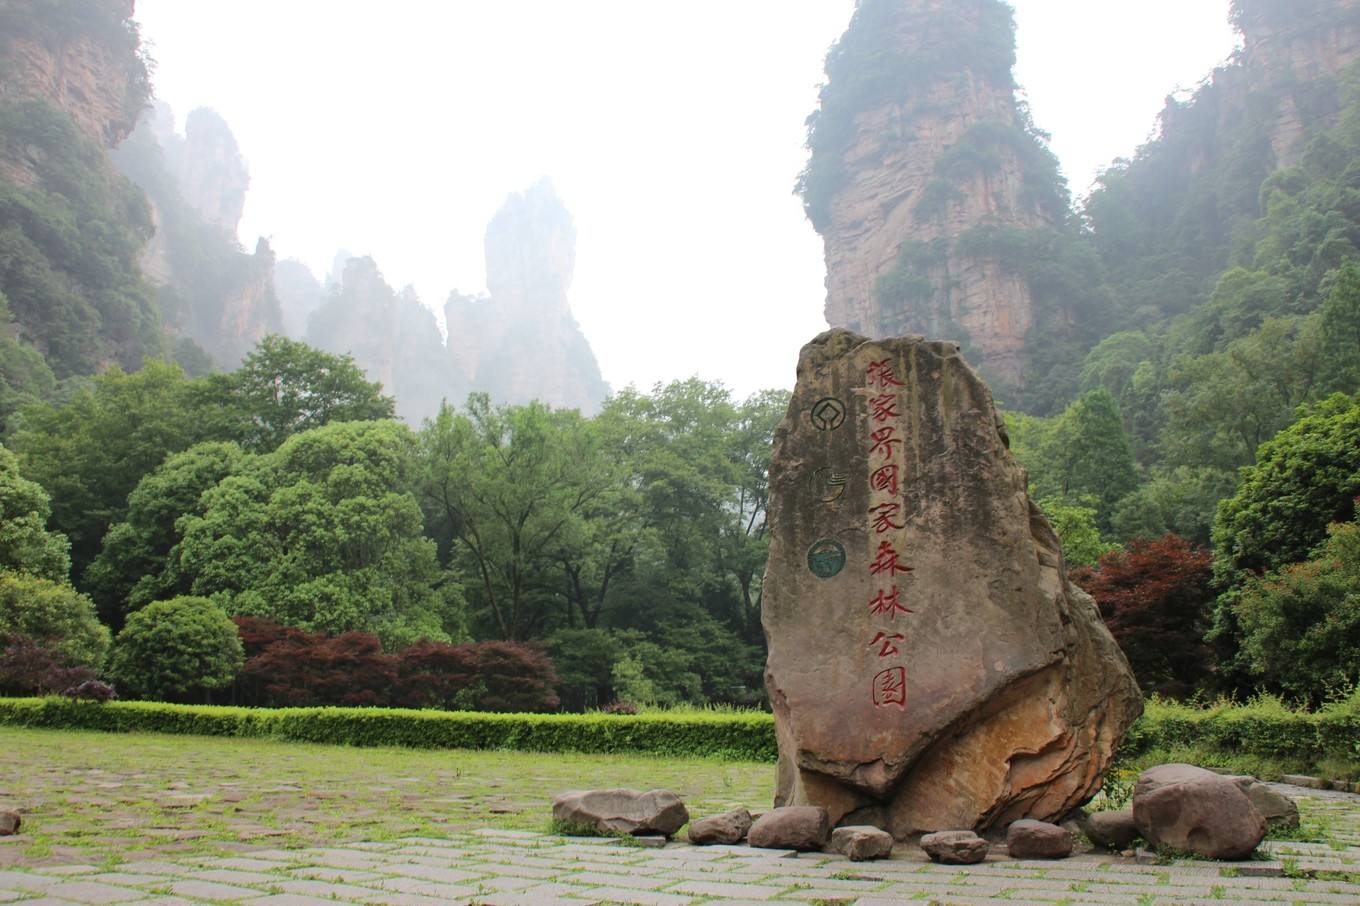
[1006,819,1073,859]
[830,825,893,861]
[1132,764,1265,860]
[1086,809,1139,850]
[920,830,989,864]
[552,789,689,837]
[1245,783,1300,830]
[687,808,752,845]
[0,811,19,836]
[747,806,830,851]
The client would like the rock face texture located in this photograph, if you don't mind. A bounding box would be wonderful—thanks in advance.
[761,330,1141,839]
[307,257,456,424]
[1233,0,1360,166]
[0,0,144,155]
[111,102,282,367]
[445,180,608,414]
[1085,809,1139,850]
[1132,764,1266,861]
[829,825,894,861]
[551,789,689,838]
[1006,820,1073,860]
[800,0,1066,395]
[687,808,752,845]
[747,807,831,851]
[163,107,250,233]
[920,830,989,864]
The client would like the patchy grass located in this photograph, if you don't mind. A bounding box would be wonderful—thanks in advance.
[0,725,773,868]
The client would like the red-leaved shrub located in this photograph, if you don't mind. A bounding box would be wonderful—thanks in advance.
[232,618,560,712]
[0,636,97,696]
[1071,534,1214,698]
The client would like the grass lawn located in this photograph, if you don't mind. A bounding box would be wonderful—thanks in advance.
[0,726,775,868]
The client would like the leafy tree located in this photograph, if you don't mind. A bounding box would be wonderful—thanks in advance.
[1318,260,1360,395]
[1110,466,1238,546]
[84,442,245,627]
[8,360,206,578]
[218,336,394,452]
[0,97,161,379]
[1071,535,1215,697]
[1162,315,1325,470]
[1037,496,1119,568]
[0,292,55,433]
[1234,519,1360,703]
[177,420,461,647]
[548,627,622,709]
[0,442,69,580]
[108,596,243,702]
[1035,389,1139,530]
[1211,391,1360,585]
[419,396,612,640]
[0,572,108,668]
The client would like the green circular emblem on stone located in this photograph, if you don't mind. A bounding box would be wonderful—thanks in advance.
[807,539,847,579]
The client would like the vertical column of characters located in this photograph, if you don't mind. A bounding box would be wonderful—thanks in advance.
[864,357,911,711]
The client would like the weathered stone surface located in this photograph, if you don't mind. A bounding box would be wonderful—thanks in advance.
[762,330,1142,838]
[0,811,19,836]
[747,806,830,851]
[551,789,688,837]
[1085,809,1139,850]
[919,830,988,864]
[809,2,1058,394]
[1246,783,1300,829]
[1132,764,1266,860]
[829,825,893,861]
[687,808,752,845]
[1006,819,1072,859]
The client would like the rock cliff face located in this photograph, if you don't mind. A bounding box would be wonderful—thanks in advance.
[162,107,250,232]
[0,0,145,155]
[306,257,458,424]
[1231,0,1360,166]
[801,0,1066,395]
[762,329,1141,837]
[445,181,608,414]
[111,102,281,368]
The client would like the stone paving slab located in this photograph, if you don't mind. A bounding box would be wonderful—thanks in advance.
[5,785,1360,905]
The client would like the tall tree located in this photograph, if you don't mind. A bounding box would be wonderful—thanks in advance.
[419,396,611,640]
[177,420,461,648]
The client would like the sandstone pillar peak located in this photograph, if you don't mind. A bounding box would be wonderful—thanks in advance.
[761,329,1141,838]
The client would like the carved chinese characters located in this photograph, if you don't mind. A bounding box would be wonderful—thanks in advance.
[763,329,1142,839]
[863,358,911,711]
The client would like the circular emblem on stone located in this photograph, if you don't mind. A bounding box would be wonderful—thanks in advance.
[809,397,847,431]
[807,539,847,579]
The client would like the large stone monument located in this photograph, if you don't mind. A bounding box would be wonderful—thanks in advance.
[762,330,1141,838]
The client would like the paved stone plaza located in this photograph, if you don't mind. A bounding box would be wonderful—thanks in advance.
[2,783,1357,905]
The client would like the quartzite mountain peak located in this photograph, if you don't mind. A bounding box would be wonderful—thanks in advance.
[800,0,1067,400]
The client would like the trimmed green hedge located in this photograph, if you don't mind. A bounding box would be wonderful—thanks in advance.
[0,698,779,761]
[1120,696,1360,768]
[2,696,1355,772]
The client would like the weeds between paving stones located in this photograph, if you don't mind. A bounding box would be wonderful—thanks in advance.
[2,726,772,867]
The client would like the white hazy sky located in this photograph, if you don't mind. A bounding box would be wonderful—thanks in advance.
[133,0,1238,398]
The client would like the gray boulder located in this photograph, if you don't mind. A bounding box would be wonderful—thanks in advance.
[830,825,893,861]
[1132,764,1265,860]
[748,806,830,851]
[1245,783,1300,830]
[1006,819,1073,859]
[552,789,688,837]
[920,830,989,864]
[1086,809,1139,850]
[687,808,752,845]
